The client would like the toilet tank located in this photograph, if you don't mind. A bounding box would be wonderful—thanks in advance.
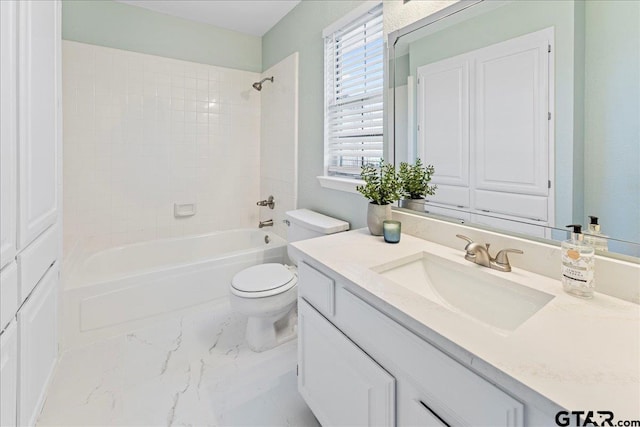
[285,209,349,264]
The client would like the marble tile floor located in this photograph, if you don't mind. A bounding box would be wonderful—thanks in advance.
[37,299,320,427]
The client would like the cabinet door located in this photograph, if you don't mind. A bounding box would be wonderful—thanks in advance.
[1,320,18,427]
[298,298,395,427]
[474,29,551,198]
[1,262,19,331]
[17,0,60,249]
[0,0,17,268]
[18,267,58,427]
[417,57,470,209]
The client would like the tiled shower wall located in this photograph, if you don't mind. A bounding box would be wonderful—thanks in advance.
[259,52,299,239]
[62,41,261,249]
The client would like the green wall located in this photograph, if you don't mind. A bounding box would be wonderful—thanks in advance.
[584,0,640,250]
[62,0,262,72]
[263,0,371,228]
[405,0,581,229]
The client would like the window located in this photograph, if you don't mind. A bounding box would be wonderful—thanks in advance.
[324,3,384,180]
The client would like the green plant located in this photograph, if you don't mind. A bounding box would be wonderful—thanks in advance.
[399,158,437,199]
[356,160,402,205]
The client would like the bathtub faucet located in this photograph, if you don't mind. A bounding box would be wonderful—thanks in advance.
[259,219,274,228]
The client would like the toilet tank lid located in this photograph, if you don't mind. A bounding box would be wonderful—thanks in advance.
[285,209,350,234]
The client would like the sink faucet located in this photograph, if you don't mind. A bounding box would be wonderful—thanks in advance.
[456,235,523,272]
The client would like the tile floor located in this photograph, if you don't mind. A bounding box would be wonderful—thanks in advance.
[37,299,319,426]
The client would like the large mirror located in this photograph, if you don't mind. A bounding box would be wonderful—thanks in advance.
[389,0,639,258]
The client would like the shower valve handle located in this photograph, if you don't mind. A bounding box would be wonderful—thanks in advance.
[256,195,275,209]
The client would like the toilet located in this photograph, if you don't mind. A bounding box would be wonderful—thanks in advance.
[230,209,349,352]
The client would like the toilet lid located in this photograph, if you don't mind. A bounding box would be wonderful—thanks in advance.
[231,263,295,293]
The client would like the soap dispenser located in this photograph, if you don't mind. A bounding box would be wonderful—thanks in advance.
[561,225,595,299]
[584,216,609,252]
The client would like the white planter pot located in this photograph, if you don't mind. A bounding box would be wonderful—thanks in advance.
[367,203,392,236]
[399,198,426,212]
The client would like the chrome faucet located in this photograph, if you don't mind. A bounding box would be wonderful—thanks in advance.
[456,235,523,272]
[256,195,275,209]
[259,219,274,228]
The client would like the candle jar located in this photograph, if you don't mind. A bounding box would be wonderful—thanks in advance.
[383,220,401,243]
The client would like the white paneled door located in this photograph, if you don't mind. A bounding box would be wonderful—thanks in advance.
[18,0,60,250]
[474,29,551,198]
[0,0,18,268]
[18,267,58,427]
[417,56,470,209]
[417,27,554,228]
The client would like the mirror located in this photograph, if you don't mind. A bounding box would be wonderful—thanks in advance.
[389,0,639,258]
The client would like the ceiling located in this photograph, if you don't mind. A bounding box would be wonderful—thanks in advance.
[117,0,301,37]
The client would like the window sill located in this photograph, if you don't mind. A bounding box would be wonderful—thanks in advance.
[317,176,364,195]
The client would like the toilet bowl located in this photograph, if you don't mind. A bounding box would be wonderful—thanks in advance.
[229,263,298,352]
[229,209,349,352]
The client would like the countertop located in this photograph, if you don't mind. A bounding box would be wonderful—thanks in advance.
[291,229,640,420]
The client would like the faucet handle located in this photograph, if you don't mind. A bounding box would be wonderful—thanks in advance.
[494,249,524,266]
[456,234,473,245]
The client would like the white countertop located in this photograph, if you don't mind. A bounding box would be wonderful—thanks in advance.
[291,229,640,420]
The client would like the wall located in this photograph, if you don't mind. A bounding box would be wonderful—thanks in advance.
[384,0,456,34]
[62,0,261,72]
[62,41,261,248]
[262,0,454,229]
[584,0,640,249]
[259,53,299,239]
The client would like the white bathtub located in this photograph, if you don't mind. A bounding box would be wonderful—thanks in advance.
[61,229,287,349]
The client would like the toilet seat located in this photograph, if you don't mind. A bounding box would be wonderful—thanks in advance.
[231,263,297,298]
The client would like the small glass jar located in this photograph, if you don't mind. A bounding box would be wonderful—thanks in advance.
[383,220,401,243]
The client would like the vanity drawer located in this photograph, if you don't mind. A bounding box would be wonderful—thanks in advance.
[298,261,335,317]
[336,286,523,427]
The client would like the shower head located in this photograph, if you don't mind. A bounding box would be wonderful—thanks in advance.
[252,76,274,91]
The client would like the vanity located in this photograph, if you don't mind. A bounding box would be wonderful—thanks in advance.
[291,223,640,426]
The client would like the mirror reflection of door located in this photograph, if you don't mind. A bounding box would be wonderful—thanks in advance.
[416,28,554,237]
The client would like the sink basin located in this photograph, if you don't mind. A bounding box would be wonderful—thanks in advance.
[372,252,554,332]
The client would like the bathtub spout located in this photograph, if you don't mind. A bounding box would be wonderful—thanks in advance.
[259,219,274,228]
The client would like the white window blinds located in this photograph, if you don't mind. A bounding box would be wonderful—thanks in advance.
[324,3,384,178]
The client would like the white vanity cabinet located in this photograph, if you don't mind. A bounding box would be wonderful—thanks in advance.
[298,260,525,427]
[298,299,395,426]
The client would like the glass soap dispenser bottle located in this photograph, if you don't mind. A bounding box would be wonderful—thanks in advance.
[561,224,595,299]
[584,215,609,252]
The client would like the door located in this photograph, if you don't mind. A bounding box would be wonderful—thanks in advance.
[0,0,17,268]
[298,299,395,426]
[417,57,470,209]
[17,0,60,249]
[18,267,58,427]
[0,321,18,427]
[473,28,552,220]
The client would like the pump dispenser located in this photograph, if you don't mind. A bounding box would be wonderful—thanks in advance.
[561,224,595,298]
[584,216,608,252]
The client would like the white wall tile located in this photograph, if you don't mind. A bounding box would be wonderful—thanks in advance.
[259,53,299,239]
[63,41,261,249]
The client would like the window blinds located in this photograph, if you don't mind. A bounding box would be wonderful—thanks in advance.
[325,3,384,178]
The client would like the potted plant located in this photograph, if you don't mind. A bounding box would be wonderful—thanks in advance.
[398,158,437,211]
[356,160,402,235]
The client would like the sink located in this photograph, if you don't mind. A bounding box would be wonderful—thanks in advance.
[372,252,554,332]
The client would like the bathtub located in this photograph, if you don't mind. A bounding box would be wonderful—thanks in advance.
[61,229,287,349]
